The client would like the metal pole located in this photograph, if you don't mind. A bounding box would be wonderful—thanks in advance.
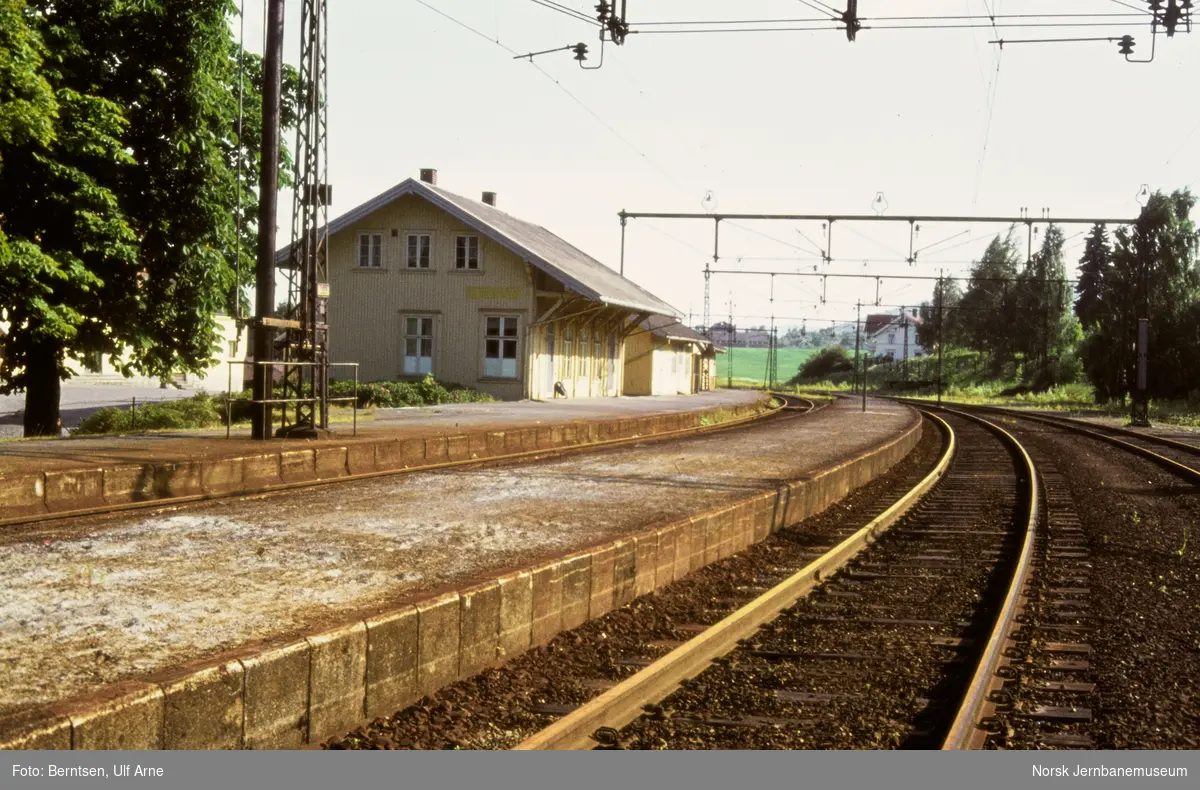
[861,351,868,413]
[251,0,285,440]
[853,301,861,396]
[937,272,945,406]
[619,212,627,276]
[902,306,909,384]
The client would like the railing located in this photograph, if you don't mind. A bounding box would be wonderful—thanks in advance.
[225,360,359,438]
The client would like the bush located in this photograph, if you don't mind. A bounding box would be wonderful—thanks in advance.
[792,346,855,383]
[328,375,494,408]
[75,394,223,435]
[214,389,255,424]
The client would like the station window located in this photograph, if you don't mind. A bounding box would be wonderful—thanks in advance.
[357,233,382,268]
[563,324,574,378]
[455,235,480,270]
[485,315,519,378]
[404,316,434,375]
[406,234,431,269]
[580,327,590,378]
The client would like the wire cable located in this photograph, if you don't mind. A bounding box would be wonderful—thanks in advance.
[412,1,696,197]
[528,0,600,27]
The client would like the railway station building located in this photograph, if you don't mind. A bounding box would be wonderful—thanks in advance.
[275,169,687,401]
[623,315,719,395]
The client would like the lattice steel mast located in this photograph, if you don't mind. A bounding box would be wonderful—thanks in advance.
[279,0,332,437]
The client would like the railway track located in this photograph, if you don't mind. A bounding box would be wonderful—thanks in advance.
[514,408,1043,750]
[914,402,1200,484]
[918,402,1200,750]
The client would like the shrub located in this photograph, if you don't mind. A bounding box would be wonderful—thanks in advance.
[75,394,223,435]
[327,375,494,408]
[792,346,855,383]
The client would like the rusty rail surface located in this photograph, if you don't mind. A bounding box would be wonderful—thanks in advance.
[936,406,1041,750]
[513,411,956,751]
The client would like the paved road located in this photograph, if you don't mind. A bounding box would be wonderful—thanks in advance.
[0,382,199,438]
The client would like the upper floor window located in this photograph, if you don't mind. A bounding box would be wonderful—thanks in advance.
[358,233,382,268]
[406,234,431,269]
[887,332,896,344]
[455,235,480,270]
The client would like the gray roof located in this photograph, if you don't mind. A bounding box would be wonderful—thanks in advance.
[276,178,680,318]
[639,315,712,347]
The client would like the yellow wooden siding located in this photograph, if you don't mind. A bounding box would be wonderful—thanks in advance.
[623,334,705,396]
[326,194,532,400]
[621,330,655,396]
[530,318,624,400]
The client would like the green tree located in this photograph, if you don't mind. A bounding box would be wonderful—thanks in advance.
[792,346,854,382]
[957,231,1022,373]
[1013,225,1080,385]
[0,0,138,435]
[1075,223,1111,332]
[917,276,962,351]
[1079,189,1199,403]
[1,1,300,435]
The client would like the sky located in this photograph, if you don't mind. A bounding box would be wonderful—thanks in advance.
[235,0,1200,332]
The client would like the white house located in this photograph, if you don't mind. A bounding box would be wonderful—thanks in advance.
[865,308,925,362]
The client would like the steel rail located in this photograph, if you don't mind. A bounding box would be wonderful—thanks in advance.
[935,406,1040,751]
[514,411,957,750]
[901,399,1200,484]
[1,396,808,531]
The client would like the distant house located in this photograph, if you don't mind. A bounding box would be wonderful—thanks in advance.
[274,169,683,400]
[706,323,772,348]
[624,316,719,395]
[865,308,925,361]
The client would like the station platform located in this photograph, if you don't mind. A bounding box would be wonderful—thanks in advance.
[0,391,766,521]
[0,395,923,750]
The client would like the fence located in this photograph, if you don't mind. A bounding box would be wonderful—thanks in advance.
[226,360,359,438]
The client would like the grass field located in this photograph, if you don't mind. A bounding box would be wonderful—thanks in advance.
[716,347,816,385]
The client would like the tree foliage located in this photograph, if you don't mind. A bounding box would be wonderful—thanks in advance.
[955,232,1022,373]
[917,276,962,351]
[794,345,854,381]
[0,1,300,435]
[1078,189,1199,403]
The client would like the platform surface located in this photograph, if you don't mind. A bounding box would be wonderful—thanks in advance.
[0,396,918,719]
[0,391,763,476]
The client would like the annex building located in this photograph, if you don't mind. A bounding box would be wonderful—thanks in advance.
[277,169,715,401]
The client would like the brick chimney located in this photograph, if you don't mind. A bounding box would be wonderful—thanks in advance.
[482,191,497,207]
[419,168,437,185]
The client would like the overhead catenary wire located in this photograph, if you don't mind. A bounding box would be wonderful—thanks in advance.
[412,1,698,198]
[527,0,600,27]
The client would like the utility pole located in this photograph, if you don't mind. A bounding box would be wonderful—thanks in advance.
[251,0,285,440]
[853,301,862,396]
[767,273,776,391]
[861,343,868,413]
[1132,239,1152,426]
[902,306,910,384]
[937,270,945,406]
[727,297,735,389]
